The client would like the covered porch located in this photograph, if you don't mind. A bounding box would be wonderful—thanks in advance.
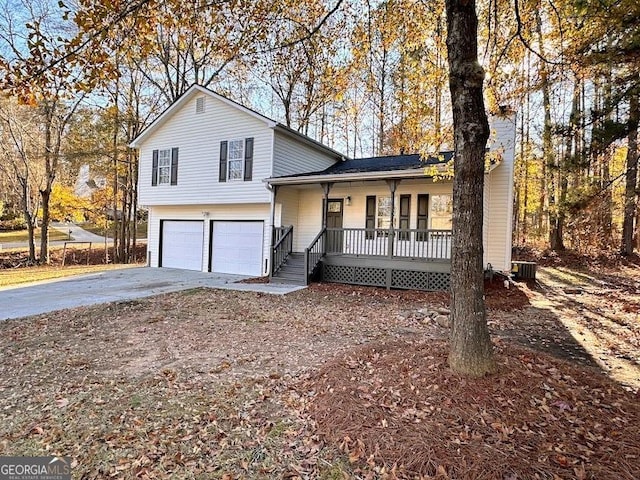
[269,171,456,290]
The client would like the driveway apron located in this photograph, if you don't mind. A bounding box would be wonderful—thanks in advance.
[0,267,304,321]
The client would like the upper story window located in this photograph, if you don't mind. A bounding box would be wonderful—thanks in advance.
[219,138,254,183]
[227,139,245,180]
[157,149,171,185]
[152,148,178,186]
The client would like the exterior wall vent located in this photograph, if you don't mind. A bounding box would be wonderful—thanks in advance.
[196,96,205,114]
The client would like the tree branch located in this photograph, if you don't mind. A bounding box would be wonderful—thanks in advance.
[513,0,565,66]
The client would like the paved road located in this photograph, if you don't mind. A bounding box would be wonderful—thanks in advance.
[51,222,107,243]
[0,222,110,250]
[0,267,304,321]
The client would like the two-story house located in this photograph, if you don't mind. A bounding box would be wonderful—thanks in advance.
[131,84,516,290]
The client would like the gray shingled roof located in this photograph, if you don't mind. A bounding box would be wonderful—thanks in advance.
[278,152,454,179]
[322,152,453,174]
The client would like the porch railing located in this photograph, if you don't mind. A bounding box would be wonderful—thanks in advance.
[271,225,293,276]
[326,228,452,260]
[273,226,291,245]
[304,227,326,284]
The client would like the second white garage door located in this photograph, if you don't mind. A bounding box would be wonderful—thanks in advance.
[161,220,204,271]
[211,221,263,276]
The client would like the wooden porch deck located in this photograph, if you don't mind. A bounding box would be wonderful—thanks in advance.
[271,226,452,290]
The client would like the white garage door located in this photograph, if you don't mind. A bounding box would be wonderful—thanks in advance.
[161,221,204,271]
[211,221,263,276]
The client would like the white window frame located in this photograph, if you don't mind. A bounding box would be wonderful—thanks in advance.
[227,139,244,181]
[430,194,453,229]
[376,196,392,236]
[158,149,171,185]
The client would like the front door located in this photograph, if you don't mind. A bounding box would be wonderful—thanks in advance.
[326,199,344,253]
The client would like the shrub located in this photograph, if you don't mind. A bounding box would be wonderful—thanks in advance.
[0,217,27,231]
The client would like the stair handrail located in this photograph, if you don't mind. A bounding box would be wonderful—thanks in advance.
[304,227,327,285]
[271,225,293,276]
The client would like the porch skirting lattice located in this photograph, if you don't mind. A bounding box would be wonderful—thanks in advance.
[321,263,450,291]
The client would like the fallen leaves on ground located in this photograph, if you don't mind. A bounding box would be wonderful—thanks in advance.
[306,339,640,479]
[0,261,638,479]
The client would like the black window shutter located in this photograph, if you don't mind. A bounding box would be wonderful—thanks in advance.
[219,141,228,182]
[399,194,410,240]
[244,137,254,181]
[417,194,429,241]
[365,195,376,239]
[151,150,159,186]
[170,147,179,185]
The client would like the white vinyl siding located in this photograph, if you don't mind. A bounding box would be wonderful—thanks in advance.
[485,116,517,272]
[272,131,339,177]
[483,177,490,268]
[138,93,272,205]
[277,188,300,228]
[146,204,272,274]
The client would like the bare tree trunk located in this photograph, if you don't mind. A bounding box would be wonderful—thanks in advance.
[551,79,579,251]
[622,92,639,255]
[535,8,551,240]
[377,48,387,155]
[599,62,614,247]
[19,180,37,263]
[445,0,495,376]
[522,77,531,243]
[599,150,613,248]
[38,96,81,264]
[39,103,54,265]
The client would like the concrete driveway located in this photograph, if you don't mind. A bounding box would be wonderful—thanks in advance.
[0,267,304,321]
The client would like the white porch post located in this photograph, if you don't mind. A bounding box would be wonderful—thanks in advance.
[386,179,400,258]
[321,182,333,228]
[268,185,279,277]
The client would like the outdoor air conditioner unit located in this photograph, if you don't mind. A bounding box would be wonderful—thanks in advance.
[511,261,536,280]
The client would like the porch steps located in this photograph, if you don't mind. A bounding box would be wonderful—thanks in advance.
[271,252,307,285]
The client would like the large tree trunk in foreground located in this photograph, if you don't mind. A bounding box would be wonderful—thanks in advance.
[445,0,495,376]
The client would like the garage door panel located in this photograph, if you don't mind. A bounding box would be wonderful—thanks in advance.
[161,221,204,271]
[211,221,263,276]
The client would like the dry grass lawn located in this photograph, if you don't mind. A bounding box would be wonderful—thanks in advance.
[0,263,137,288]
[0,228,69,243]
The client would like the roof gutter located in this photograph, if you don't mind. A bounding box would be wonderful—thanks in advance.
[265,167,445,186]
